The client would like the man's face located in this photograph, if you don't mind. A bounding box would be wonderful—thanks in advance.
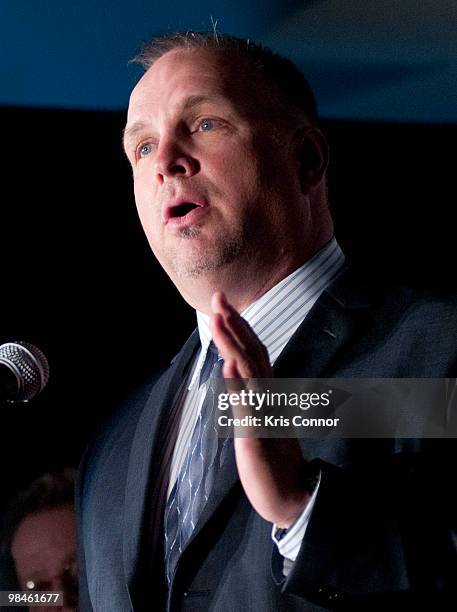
[124,49,309,289]
[11,505,78,612]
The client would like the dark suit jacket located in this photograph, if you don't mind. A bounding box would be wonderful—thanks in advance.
[77,266,457,611]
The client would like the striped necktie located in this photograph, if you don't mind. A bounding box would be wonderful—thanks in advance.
[164,342,224,585]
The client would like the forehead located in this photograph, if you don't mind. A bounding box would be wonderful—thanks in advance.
[127,49,260,123]
[12,507,75,586]
[12,506,76,561]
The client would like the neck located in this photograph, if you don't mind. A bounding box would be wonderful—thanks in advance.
[177,231,334,315]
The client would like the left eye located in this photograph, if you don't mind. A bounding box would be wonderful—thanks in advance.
[199,119,215,132]
[139,143,153,158]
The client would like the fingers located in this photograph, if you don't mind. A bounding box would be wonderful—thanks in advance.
[213,292,269,362]
[210,292,271,378]
[223,357,241,379]
[211,312,255,378]
[211,292,247,351]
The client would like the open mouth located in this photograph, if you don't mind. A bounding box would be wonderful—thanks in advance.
[170,202,200,218]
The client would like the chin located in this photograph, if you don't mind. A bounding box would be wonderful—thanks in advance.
[164,229,246,281]
[172,258,220,280]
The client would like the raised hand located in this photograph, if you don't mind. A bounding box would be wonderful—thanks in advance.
[210,291,311,528]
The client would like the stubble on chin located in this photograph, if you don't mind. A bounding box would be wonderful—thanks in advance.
[166,223,247,279]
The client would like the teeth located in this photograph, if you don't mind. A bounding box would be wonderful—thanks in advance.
[172,202,198,217]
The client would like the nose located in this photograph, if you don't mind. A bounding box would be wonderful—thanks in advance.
[47,571,78,611]
[154,138,199,184]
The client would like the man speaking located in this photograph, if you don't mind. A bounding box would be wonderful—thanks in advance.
[77,32,457,611]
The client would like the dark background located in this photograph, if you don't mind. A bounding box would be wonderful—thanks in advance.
[1,105,456,515]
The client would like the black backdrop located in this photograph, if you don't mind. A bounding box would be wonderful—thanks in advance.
[1,106,456,514]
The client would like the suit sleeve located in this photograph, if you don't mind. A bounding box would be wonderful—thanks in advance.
[280,442,457,609]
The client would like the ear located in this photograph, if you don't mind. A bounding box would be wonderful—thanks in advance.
[295,127,329,194]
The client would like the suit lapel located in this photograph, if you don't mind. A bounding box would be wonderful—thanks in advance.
[123,330,200,592]
[274,265,375,378]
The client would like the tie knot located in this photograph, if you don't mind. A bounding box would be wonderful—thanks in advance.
[207,341,220,359]
[199,342,223,387]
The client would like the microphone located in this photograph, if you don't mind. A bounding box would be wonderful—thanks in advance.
[0,341,50,402]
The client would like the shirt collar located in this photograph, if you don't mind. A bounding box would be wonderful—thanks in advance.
[189,237,345,389]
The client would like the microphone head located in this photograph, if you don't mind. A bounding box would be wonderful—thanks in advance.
[0,341,50,402]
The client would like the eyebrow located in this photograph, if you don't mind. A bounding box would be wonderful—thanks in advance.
[122,121,149,154]
[181,94,224,111]
[122,94,227,153]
